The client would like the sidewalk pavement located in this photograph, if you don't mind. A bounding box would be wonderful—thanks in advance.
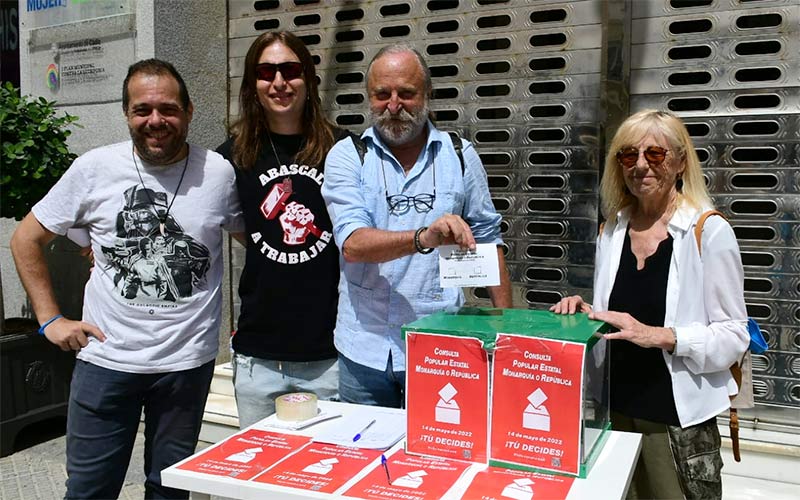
[0,424,233,500]
[0,425,145,500]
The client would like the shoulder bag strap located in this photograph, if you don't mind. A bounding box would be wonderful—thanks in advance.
[693,209,726,257]
[695,209,743,461]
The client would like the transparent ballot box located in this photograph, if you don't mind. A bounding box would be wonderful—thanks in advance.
[402,308,611,478]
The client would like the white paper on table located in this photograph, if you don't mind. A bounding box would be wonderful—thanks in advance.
[312,406,405,450]
[438,243,500,288]
[257,409,341,431]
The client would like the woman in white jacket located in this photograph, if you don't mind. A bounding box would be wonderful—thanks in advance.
[552,110,748,499]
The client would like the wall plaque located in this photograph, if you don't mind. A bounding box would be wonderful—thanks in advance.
[28,13,134,104]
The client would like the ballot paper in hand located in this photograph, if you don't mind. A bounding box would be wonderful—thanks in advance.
[439,243,500,288]
[313,407,405,450]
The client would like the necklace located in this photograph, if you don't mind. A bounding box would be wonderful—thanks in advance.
[267,130,299,167]
[132,144,190,236]
[267,131,283,166]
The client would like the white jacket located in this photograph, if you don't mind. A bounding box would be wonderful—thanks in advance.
[593,203,749,427]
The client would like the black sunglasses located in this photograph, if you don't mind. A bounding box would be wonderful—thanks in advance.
[616,146,669,168]
[255,62,304,82]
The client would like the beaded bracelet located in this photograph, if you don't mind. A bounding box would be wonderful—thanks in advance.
[414,227,434,254]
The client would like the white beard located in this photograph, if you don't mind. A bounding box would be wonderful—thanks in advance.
[371,102,429,146]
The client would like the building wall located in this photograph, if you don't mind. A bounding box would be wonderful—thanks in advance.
[627,0,800,420]
[224,0,799,422]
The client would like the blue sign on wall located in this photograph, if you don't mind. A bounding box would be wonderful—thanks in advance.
[27,0,67,12]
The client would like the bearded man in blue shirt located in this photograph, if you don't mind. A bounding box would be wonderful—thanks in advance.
[322,44,512,408]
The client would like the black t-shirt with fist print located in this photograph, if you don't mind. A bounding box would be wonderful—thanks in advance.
[217,129,352,361]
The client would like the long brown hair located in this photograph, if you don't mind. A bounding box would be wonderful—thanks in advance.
[230,31,335,170]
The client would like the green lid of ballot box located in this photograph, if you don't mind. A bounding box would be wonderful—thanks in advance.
[402,307,611,478]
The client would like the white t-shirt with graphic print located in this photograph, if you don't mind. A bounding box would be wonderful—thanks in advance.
[33,141,244,373]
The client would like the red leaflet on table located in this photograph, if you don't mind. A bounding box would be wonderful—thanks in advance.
[343,449,470,499]
[177,429,310,480]
[462,465,575,499]
[254,442,382,493]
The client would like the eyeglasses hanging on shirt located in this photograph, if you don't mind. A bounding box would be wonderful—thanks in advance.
[381,154,436,215]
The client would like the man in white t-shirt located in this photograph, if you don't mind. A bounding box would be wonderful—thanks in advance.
[10,59,244,499]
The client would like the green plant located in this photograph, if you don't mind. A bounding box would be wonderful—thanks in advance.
[1,81,80,221]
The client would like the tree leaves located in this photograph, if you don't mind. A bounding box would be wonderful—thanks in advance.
[0,82,80,220]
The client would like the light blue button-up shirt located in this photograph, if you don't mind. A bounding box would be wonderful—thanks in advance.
[322,123,503,371]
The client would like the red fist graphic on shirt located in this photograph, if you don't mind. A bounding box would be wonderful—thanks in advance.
[279,201,320,245]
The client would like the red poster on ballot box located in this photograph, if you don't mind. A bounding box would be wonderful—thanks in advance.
[177,429,309,480]
[254,442,382,493]
[490,335,585,475]
[462,466,575,500]
[343,450,470,499]
[405,332,489,463]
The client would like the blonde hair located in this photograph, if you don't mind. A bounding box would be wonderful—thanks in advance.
[599,109,712,223]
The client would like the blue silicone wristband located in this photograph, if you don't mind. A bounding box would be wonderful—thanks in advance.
[38,314,63,335]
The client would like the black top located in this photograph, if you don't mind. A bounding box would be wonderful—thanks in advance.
[608,228,680,426]
[217,129,352,361]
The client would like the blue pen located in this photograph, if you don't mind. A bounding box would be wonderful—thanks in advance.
[352,419,376,442]
[381,454,391,484]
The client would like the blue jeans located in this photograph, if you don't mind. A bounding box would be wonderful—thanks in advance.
[338,352,406,408]
[65,359,214,500]
[232,353,339,428]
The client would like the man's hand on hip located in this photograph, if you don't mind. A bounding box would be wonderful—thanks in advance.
[45,317,106,351]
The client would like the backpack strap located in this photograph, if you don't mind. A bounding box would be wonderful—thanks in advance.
[450,134,465,176]
[695,209,746,461]
[351,133,465,175]
[350,135,368,164]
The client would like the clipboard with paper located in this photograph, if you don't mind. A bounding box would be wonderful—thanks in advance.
[312,406,406,450]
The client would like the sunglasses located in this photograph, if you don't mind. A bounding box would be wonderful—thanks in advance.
[254,61,304,81]
[616,146,669,167]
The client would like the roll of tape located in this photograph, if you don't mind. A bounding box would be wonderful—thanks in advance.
[275,392,318,421]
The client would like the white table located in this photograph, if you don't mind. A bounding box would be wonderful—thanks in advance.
[163,401,641,500]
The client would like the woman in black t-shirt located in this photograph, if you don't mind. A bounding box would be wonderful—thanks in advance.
[217,31,353,428]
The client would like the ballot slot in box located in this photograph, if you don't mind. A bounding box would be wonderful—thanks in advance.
[402,308,611,478]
